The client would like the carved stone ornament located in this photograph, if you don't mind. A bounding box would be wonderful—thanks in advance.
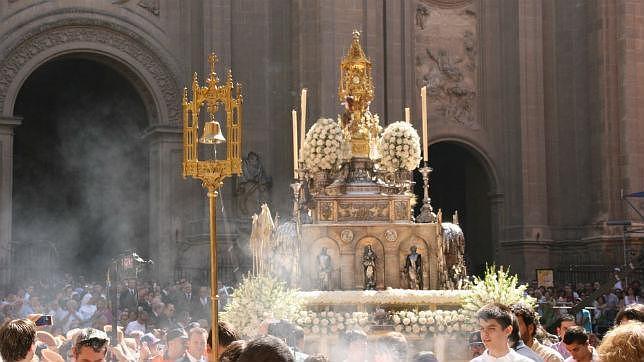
[340,229,354,244]
[415,5,478,129]
[384,229,398,242]
[0,18,180,123]
[418,0,474,8]
[112,0,160,16]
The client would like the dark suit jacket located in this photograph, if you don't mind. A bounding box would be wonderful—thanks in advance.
[175,293,194,316]
[119,289,138,311]
[191,297,211,321]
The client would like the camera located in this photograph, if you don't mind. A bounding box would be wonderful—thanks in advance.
[34,315,52,326]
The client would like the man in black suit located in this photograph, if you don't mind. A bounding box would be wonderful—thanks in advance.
[192,286,211,322]
[176,282,194,317]
[119,279,138,311]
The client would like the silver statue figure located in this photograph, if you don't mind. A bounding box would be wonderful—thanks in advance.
[317,247,332,290]
[362,244,377,290]
[404,245,423,290]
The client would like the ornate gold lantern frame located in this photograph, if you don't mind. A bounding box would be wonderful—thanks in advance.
[182,53,242,361]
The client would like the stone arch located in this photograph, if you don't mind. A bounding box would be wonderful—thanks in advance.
[398,236,431,289]
[430,136,500,193]
[354,237,385,290]
[418,138,499,276]
[0,16,182,125]
[307,237,341,290]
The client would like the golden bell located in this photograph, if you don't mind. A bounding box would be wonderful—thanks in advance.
[199,120,226,144]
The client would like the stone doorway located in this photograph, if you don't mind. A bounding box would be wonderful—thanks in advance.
[414,141,494,276]
[12,56,150,280]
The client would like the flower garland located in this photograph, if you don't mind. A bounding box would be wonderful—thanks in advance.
[390,309,475,336]
[377,121,422,172]
[294,311,370,335]
[301,118,345,173]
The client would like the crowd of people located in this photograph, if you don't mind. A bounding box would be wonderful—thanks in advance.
[0,274,642,361]
[522,277,641,337]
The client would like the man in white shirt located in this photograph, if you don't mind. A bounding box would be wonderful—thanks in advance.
[470,303,533,362]
[124,310,147,335]
[562,326,600,362]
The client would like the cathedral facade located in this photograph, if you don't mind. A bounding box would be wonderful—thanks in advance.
[0,0,642,287]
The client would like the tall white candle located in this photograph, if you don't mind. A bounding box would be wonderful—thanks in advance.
[292,109,298,179]
[421,86,428,162]
[405,107,411,123]
[300,88,308,147]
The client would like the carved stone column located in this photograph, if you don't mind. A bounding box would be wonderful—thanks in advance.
[0,116,21,287]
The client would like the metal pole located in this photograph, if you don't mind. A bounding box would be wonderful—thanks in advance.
[208,187,219,362]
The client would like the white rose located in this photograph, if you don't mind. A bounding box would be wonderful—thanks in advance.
[313,318,320,325]
[393,315,401,324]
[412,325,420,334]
[327,311,335,318]
[418,317,427,325]
[402,318,411,326]
[321,319,329,326]
[405,326,412,332]
[394,325,403,332]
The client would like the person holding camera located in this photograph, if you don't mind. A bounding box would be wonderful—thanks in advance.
[0,318,37,362]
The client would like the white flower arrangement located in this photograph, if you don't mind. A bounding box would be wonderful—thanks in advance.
[295,311,369,335]
[221,274,302,338]
[377,121,422,172]
[390,309,473,336]
[301,118,345,173]
[462,264,536,331]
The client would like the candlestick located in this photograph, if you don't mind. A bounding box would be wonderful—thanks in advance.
[421,86,428,162]
[300,88,307,147]
[292,109,298,179]
[416,163,436,223]
[405,107,410,123]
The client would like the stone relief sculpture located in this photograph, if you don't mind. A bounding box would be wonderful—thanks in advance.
[236,152,272,217]
[424,46,476,129]
[416,5,478,129]
[113,0,160,15]
[416,5,430,30]
[403,246,424,290]
[317,247,332,291]
[362,244,377,290]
